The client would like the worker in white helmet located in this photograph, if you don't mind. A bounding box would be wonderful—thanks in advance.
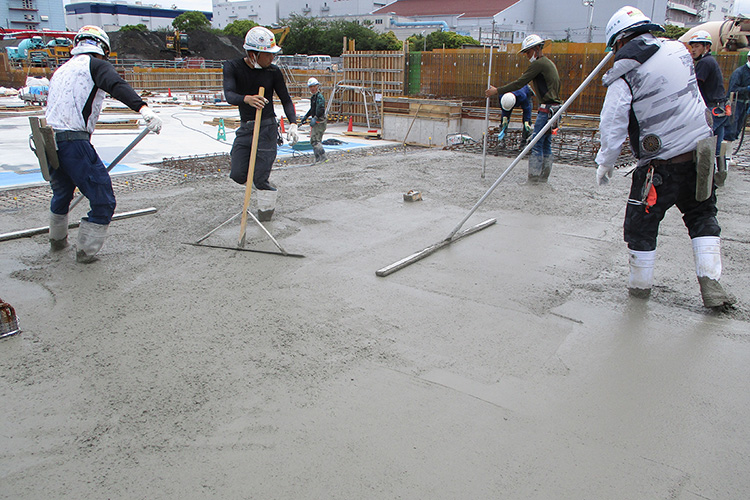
[595,6,734,310]
[300,77,328,163]
[223,26,299,221]
[499,85,534,144]
[486,34,561,183]
[45,25,162,263]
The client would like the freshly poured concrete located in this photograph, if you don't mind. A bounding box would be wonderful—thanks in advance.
[1,147,749,498]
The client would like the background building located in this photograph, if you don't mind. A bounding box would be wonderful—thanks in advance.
[65,1,212,32]
[1,0,65,31]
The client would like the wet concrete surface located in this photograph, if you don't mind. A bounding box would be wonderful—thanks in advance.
[1,148,749,498]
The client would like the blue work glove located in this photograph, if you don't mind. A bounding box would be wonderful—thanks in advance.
[310,117,317,126]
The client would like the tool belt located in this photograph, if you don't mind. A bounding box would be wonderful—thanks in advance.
[55,130,91,143]
[538,103,562,130]
[240,117,278,128]
[650,151,694,167]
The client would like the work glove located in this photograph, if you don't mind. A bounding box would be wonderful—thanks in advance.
[286,123,298,145]
[596,164,614,186]
[500,117,509,128]
[140,106,162,134]
[310,117,317,126]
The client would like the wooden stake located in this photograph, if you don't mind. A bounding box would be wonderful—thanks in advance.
[238,87,265,247]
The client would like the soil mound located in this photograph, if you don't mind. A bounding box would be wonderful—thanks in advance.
[107,29,244,62]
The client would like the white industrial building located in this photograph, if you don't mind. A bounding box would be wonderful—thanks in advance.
[64,1,212,32]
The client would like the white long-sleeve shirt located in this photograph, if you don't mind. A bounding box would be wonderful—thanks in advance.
[595,78,632,168]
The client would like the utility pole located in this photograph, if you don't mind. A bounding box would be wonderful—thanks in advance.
[583,0,595,43]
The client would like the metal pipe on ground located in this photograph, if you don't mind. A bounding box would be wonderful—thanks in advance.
[376,51,614,277]
[69,127,151,211]
[0,208,158,242]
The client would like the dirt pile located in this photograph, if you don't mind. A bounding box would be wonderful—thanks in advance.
[107,29,245,62]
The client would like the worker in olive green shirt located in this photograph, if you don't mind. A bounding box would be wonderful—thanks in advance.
[487,34,561,183]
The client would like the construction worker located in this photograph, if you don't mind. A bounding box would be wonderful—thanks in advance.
[486,34,561,183]
[499,85,534,143]
[300,77,328,163]
[725,60,750,143]
[595,6,734,310]
[223,26,298,221]
[689,30,729,185]
[45,25,162,263]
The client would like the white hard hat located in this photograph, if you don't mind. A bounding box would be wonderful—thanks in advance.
[71,25,110,57]
[689,30,712,45]
[519,34,545,54]
[500,92,516,111]
[307,77,320,87]
[605,6,664,49]
[243,26,282,53]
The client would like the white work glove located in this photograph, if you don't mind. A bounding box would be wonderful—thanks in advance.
[286,123,298,145]
[596,164,614,186]
[140,106,162,134]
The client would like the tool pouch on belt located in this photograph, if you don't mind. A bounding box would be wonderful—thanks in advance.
[546,104,562,130]
[28,116,59,182]
[695,135,716,202]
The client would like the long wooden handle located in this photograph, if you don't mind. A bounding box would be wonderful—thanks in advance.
[238,87,266,247]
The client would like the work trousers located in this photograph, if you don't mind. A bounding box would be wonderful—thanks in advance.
[50,139,116,225]
[530,109,553,158]
[230,119,278,190]
[310,119,327,160]
[624,160,721,251]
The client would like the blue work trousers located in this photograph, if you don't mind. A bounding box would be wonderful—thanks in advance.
[531,109,553,158]
[49,139,116,225]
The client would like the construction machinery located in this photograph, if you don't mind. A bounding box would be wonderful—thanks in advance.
[2,29,75,68]
[679,15,750,52]
[166,30,190,55]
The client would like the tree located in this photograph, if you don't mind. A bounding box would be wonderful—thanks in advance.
[424,31,479,51]
[222,19,259,38]
[280,15,402,56]
[661,25,689,40]
[172,11,211,32]
[120,24,147,32]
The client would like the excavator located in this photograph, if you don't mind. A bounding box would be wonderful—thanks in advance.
[165,30,190,55]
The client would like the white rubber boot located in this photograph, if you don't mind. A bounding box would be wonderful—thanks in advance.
[628,249,655,298]
[76,219,108,263]
[692,236,735,308]
[49,212,69,251]
[256,189,278,222]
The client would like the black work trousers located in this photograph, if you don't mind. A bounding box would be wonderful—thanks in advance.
[623,160,721,251]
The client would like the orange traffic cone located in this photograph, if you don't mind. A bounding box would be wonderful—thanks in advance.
[347,116,353,132]
[168,88,171,97]
[280,116,285,133]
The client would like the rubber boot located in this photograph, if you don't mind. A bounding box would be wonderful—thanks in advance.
[692,236,735,309]
[256,188,277,222]
[313,144,328,163]
[540,155,553,182]
[76,218,108,263]
[628,249,655,298]
[49,211,69,251]
[527,154,543,183]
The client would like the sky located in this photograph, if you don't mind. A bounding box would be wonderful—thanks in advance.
[62,0,750,17]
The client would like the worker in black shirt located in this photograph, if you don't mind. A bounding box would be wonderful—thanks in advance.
[301,77,328,163]
[223,26,298,221]
[689,30,729,185]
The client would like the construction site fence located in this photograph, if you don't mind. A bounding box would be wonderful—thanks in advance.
[409,46,750,116]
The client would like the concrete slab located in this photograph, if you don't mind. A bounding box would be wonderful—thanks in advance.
[0,141,748,498]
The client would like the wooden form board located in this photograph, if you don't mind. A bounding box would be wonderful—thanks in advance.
[383,97,462,121]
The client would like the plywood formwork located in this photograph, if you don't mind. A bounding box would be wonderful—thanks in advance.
[382,96,463,146]
[412,46,747,116]
[333,42,406,127]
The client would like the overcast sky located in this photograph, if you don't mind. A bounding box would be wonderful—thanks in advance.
[64,0,750,17]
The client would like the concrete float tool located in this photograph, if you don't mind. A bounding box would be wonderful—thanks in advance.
[376,50,614,277]
[1,127,156,243]
[187,87,304,258]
